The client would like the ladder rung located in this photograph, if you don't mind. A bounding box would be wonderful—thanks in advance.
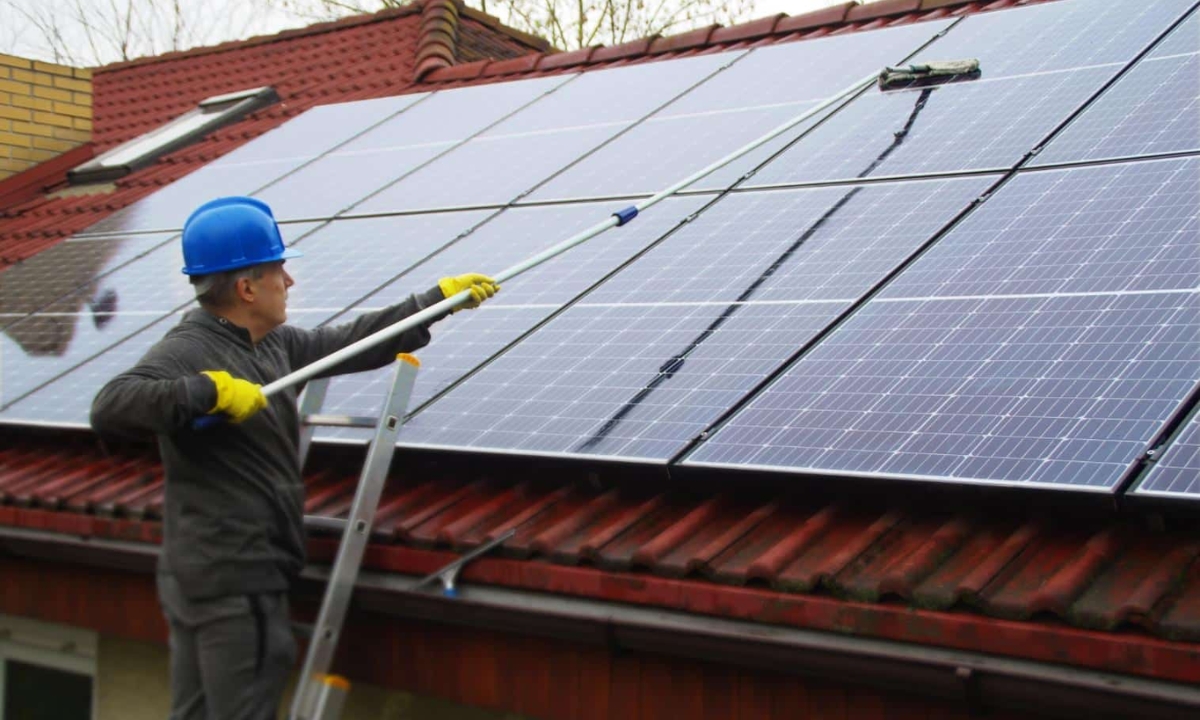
[305,515,348,532]
[292,621,315,640]
[302,413,380,428]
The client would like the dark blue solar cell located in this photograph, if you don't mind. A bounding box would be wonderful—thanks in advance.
[523,20,952,202]
[395,176,994,460]
[1034,11,1200,165]
[1136,406,1200,497]
[686,158,1200,490]
[79,95,424,235]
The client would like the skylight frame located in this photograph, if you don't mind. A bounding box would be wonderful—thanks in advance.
[68,86,279,185]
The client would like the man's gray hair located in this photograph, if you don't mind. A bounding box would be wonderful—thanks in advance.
[190,265,266,309]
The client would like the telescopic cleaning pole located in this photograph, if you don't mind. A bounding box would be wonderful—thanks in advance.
[242,61,980,406]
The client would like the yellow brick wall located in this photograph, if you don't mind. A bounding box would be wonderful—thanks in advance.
[0,54,92,180]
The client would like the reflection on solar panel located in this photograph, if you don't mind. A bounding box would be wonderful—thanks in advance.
[0,224,317,415]
[315,196,708,426]
[256,76,571,221]
[352,53,739,213]
[1136,404,1200,497]
[1033,11,1200,165]
[742,0,1195,187]
[523,20,952,202]
[0,233,176,330]
[398,176,994,460]
[0,311,186,427]
[81,95,426,235]
[686,158,1200,490]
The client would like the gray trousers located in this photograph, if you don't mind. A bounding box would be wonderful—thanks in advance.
[157,574,297,720]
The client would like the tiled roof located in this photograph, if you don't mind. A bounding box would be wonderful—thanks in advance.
[3,0,1197,688]
[1,433,1198,683]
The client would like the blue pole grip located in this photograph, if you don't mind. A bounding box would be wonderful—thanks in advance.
[613,206,638,226]
[192,414,225,430]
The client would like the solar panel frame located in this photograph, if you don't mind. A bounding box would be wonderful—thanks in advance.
[1133,388,1200,498]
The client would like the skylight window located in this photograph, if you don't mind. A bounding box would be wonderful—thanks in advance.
[69,86,279,184]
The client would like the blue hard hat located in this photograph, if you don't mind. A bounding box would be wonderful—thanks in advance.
[180,196,302,275]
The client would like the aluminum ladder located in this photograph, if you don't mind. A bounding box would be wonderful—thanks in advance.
[287,353,419,720]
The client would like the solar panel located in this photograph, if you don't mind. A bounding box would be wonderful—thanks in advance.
[312,196,709,428]
[685,157,1200,490]
[0,233,176,330]
[350,52,740,214]
[255,76,572,221]
[904,0,1196,77]
[0,224,318,414]
[395,176,994,460]
[282,210,494,329]
[80,95,426,235]
[739,0,1195,187]
[1032,11,1200,165]
[0,310,186,427]
[522,20,953,202]
[1136,402,1200,497]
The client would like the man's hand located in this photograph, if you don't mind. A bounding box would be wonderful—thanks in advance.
[201,370,267,423]
[438,273,499,312]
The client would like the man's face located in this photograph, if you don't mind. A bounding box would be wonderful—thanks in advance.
[249,261,293,328]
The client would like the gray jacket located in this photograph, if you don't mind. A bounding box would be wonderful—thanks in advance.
[90,290,443,600]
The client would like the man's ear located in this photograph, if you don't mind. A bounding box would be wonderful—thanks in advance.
[235,276,256,304]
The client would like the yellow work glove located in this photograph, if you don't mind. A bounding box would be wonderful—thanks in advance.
[438,273,499,312]
[201,370,267,423]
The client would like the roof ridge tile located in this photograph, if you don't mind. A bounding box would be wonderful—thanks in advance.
[590,36,659,63]
[647,24,720,54]
[709,13,786,44]
[847,0,923,22]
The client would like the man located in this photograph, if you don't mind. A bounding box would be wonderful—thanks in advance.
[90,196,497,720]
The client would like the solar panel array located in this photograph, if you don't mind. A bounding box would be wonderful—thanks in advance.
[2,0,1198,504]
[687,158,1200,490]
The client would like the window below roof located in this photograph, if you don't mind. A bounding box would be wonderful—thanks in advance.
[0,615,96,719]
[68,86,279,185]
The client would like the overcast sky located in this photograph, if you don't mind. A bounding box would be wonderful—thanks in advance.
[2,0,859,66]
